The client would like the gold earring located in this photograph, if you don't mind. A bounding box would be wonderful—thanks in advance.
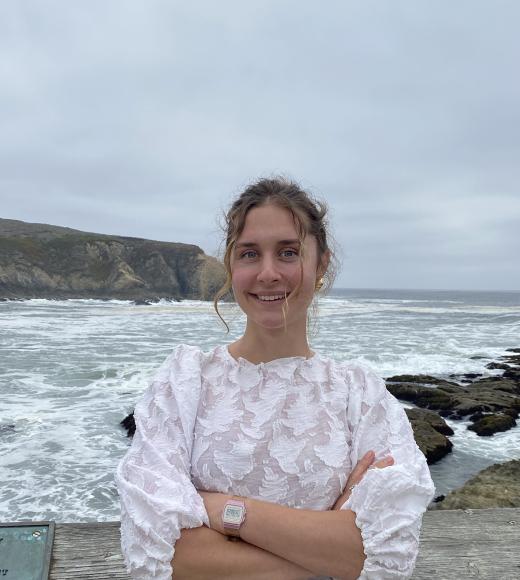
[315,277,324,291]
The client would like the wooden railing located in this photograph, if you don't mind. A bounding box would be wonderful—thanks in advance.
[47,508,520,579]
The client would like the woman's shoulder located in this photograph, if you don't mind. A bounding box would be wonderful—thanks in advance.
[319,354,383,379]
[149,344,208,381]
[320,355,387,400]
[161,343,203,364]
[160,343,227,371]
[145,343,215,398]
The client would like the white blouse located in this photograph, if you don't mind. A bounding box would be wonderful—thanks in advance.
[115,344,435,579]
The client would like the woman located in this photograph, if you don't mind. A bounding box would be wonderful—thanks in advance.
[115,177,435,579]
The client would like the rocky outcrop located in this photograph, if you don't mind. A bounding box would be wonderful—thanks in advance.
[404,408,454,464]
[385,349,520,437]
[434,460,520,509]
[120,413,136,437]
[0,218,227,301]
[467,413,516,436]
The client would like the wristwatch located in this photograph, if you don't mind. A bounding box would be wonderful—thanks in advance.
[222,495,247,537]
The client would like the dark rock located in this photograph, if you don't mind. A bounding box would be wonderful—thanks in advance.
[120,412,136,437]
[505,348,520,353]
[486,362,511,370]
[503,368,520,383]
[470,377,520,394]
[405,408,454,435]
[501,354,520,366]
[409,421,453,464]
[434,460,520,509]
[405,408,453,464]
[386,383,457,411]
[447,398,494,418]
[469,411,485,422]
[467,413,516,436]
[386,374,459,387]
[433,495,445,503]
[448,372,482,381]
[386,360,520,437]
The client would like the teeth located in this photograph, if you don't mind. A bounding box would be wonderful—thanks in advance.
[257,294,285,301]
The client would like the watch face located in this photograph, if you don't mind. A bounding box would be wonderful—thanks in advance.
[223,504,244,524]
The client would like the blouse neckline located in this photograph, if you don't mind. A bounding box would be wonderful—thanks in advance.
[220,344,319,369]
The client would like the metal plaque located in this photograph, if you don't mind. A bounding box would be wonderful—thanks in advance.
[0,521,55,580]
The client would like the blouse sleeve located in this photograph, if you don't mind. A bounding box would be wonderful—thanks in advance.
[114,344,209,580]
[339,363,435,579]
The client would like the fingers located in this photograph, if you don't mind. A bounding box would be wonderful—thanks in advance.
[347,451,377,486]
[345,451,371,485]
[361,450,375,466]
[370,456,394,469]
[333,452,394,510]
[347,451,395,488]
[357,451,394,473]
[353,450,375,474]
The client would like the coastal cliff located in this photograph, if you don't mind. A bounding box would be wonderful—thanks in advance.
[0,218,227,301]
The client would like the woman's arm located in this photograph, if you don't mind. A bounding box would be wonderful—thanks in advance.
[196,452,393,580]
[241,497,364,580]
[338,364,436,577]
[172,526,315,580]
[115,345,210,580]
[200,492,366,580]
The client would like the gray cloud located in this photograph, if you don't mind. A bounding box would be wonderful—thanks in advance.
[1,0,519,290]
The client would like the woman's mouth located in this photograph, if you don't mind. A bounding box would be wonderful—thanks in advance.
[250,293,289,303]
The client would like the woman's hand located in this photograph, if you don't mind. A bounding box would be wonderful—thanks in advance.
[197,490,231,535]
[331,450,394,511]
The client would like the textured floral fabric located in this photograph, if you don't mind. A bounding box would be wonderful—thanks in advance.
[115,343,435,579]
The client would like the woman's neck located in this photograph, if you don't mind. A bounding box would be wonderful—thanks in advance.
[228,325,312,365]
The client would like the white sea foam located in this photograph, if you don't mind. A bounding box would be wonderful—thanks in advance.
[1,290,519,521]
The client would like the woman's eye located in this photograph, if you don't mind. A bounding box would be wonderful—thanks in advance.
[239,249,298,259]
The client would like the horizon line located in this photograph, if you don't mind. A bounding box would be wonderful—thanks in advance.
[331,286,520,294]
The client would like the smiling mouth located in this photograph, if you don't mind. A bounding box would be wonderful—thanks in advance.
[250,293,290,303]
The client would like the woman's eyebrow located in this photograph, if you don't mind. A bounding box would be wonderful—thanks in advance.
[235,239,301,249]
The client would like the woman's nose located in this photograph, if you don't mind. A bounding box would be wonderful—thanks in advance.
[257,255,281,283]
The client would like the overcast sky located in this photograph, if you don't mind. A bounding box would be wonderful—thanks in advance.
[1,1,519,291]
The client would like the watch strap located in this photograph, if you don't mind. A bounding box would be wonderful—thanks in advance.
[222,495,246,537]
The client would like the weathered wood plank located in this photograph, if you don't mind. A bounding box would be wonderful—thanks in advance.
[414,508,520,580]
[47,509,520,579]
[49,522,128,579]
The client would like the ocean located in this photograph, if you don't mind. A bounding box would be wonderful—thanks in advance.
[1,288,519,523]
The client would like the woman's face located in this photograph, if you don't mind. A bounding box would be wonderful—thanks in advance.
[230,203,325,331]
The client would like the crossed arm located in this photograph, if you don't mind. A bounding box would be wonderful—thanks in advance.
[172,452,393,580]
[173,516,323,580]
[173,501,362,580]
